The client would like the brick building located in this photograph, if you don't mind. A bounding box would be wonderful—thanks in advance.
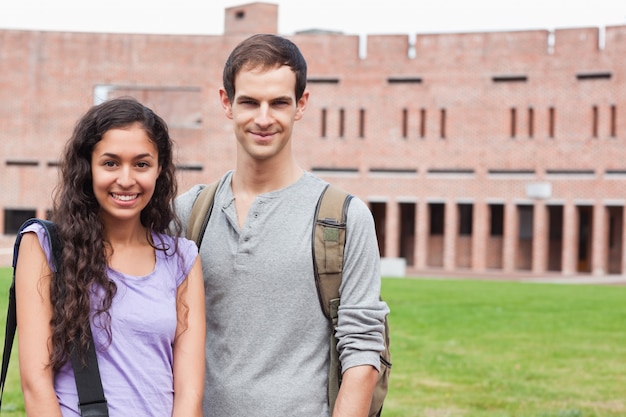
[1,2,625,277]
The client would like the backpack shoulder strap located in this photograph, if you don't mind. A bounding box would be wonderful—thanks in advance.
[0,219,109,416]
[312,184,353,319]
[312,185,352,413]
[187,181,220,248]
[1,219,60,407]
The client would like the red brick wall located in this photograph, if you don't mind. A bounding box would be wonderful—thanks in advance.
[1,4,625,276]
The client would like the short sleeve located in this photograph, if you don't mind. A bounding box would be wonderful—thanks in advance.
[20,223,56,272]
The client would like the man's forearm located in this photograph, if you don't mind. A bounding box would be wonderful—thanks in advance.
[332,365,379,417]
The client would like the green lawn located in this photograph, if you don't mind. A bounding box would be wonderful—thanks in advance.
[381,277,626,417]
[1,268,625,416]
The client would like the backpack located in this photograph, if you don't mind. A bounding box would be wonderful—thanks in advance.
[0,219,108,416]
[186,181,391,417]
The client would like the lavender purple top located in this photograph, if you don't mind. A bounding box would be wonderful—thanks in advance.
[22,223,198,416]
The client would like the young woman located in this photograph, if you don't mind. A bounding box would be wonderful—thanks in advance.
[15,97,205,416]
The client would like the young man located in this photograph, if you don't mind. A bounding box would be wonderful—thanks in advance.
[176,34,389,417]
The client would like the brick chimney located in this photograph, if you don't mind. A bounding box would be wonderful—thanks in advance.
[224,2,279,35]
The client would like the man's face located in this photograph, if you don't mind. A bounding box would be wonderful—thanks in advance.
[219,65,308,163]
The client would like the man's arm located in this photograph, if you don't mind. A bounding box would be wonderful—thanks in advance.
[331,365,379,417]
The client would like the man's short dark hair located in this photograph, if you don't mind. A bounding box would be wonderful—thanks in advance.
[222,34,307,102]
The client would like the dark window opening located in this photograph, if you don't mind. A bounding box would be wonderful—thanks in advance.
[576,72,612,80]
[388,77,422,84]
[488,169,535,175]
[510,108,517,138]
[440,108,446,139]
[6,160,39,167]
[492,75,528,83]
[458,204,473,236]
[339,108,345,138]
[546,169,595,175]
[359,108,365,138]
[429,203,445,235]
[307,78,340,84]
[610,105,617,138]
[369,168,417,174]
[428,168,474,174]
[311,167,359,173]
[235,10,245,19]
[592,105,599,138]
[321,108,327,138]
[489,204,504,236]
[4,209,36,234]
[402,108,408,139]
[518,205,534,240]
[419,108,426,138]
[528,107,534,138]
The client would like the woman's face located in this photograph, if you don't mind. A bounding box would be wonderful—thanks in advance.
[91,122,161,226]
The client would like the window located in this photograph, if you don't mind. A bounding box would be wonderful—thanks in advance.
[510,108,517,138]
[429,203,445,235]
[592,105,599,138]
[339,108,345,138]
[402,108,408,138]
[321,108,327,138]
[576,72,611,80]
[4,209,36,234]
[359,108,365,138]
[419,108,426,138]
[308,78,340,84]
[528,107,534,138]
[492,75,528,83]
[518,205,534,240]
[610,105,617,138]
[387,77,422,84]
[489,204,504,236]
[458,204,473,236]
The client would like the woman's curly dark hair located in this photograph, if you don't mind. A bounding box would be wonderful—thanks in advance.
[50,97,182,370]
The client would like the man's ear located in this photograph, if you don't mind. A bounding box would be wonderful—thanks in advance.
[219,88,233,119]
[295,90,309,121]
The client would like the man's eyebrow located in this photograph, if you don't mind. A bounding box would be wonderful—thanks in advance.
[236,95,257,102]
[235,95,294,103]
[97,152,155,159]
[271,96,294,103]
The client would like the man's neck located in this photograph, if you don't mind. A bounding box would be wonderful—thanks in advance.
[232,158,303,197]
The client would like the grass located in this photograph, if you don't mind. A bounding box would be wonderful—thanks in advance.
[1,268,625,416]
[381,277,626,417]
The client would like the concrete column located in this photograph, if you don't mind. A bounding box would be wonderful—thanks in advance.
[385,200,400,258]
[591,203,607,276]
[471,201,488,272]
[562,203,578,275]
[532,200,548,274]
[443,200,456,271]
[502,202,518,272]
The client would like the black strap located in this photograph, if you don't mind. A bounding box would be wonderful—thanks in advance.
[0,219,108,416]
[70,326,108,417]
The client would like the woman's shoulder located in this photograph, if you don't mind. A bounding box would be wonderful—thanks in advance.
[20,221,56,271]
